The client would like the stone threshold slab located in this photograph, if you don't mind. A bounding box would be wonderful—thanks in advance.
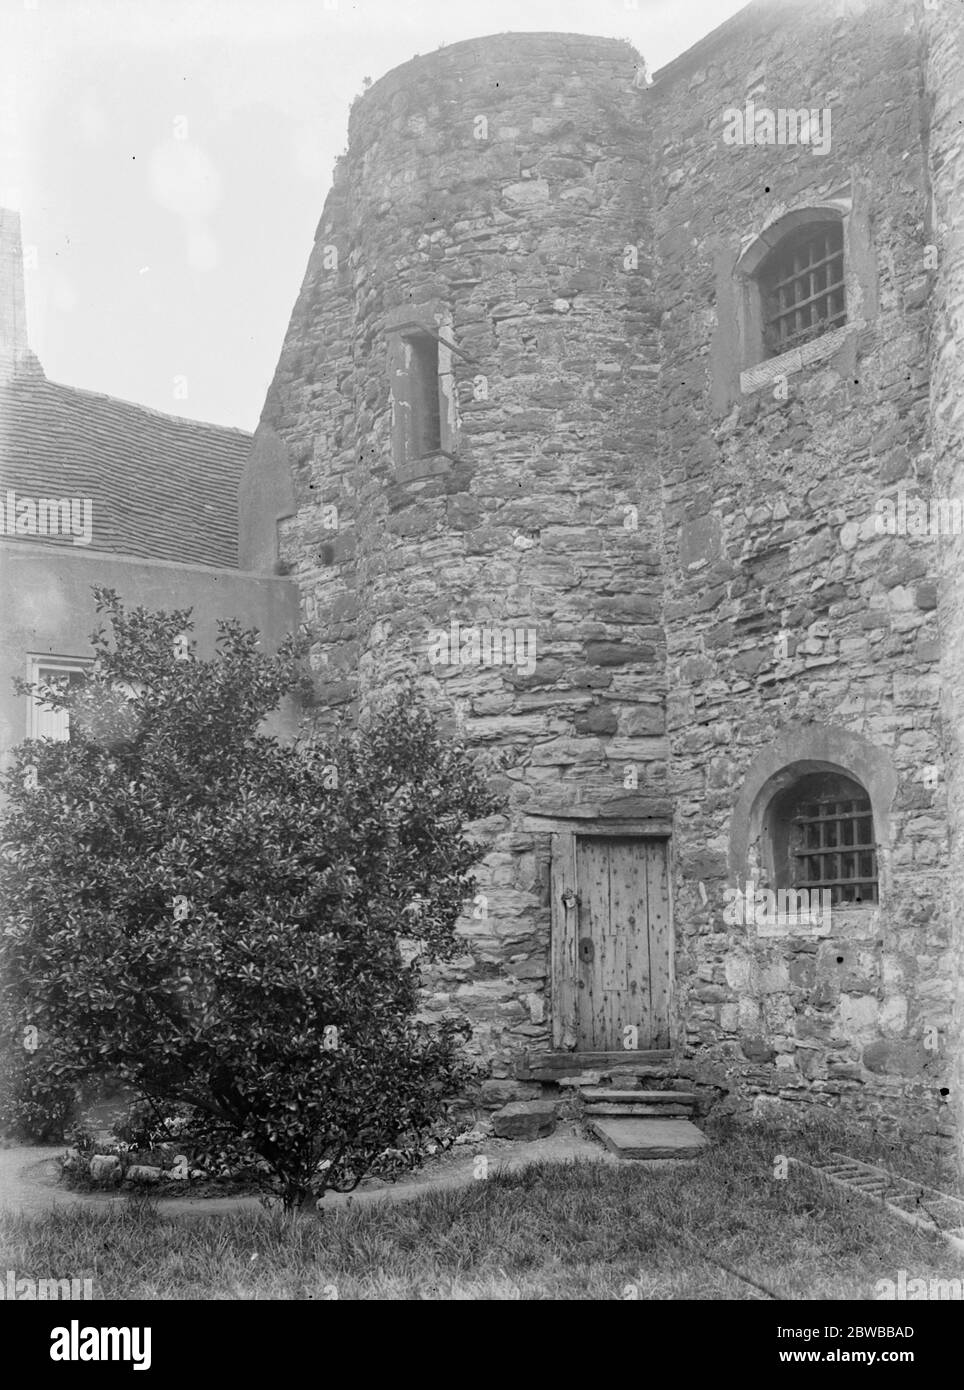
[589,1118,709,1161]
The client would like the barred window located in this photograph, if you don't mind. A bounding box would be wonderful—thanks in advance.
[785,775,877,906]
[759,220,845,358]
[766,770,878,907]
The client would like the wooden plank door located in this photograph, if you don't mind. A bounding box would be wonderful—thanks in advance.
[571,836,671,1050]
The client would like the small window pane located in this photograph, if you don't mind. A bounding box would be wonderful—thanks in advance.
[29,660,90,741]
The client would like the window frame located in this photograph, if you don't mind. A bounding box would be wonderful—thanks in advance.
[759,219,846,359]
[764,770,879,911]
[730,196,876,397]
[788,795,878,906]
[26,654,92,741]
[401,330,443,459]
[386,308,460,480]
[730,739,895,930]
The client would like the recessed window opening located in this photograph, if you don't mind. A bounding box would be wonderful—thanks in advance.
[767,770,878,906]
[405,333,441,458]
[791,795,877,906]
[759,219,845,358]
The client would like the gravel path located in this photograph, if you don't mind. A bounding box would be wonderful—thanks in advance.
[0,1130,623,1220]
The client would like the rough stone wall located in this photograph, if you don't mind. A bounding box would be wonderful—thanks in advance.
[922,0,964,1173]
[248,5,964,1150]
[652,0,954,1140]
[258,33,664,1087]
[261,161,361,714]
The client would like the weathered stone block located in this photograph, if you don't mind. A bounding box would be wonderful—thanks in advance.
[502,179,549,207]
[862,1041,928,1078]
[126,1164,163,1184]
[479,1078,541,1108]
[585,643,656,667]
[89,1155,122,1185]
[741,1037,776,1064]
[491,1100,557,1140]
[574,705,618,735]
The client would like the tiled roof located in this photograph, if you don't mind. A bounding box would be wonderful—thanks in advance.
[0,367,250,567]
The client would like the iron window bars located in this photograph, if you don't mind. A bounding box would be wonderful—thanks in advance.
[761,220,846,358]
[790,797,878,905]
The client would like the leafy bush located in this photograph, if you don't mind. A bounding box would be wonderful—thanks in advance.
[0,588,501,1207]
[110,1100,197,1152]
[0,1037,75,1142]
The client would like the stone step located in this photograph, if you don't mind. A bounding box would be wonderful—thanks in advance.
[589,1117,709,1161]
[521,1050,672,1081]
[584,1102,694,1118]
[579,1087,698,1119]
[578,1088,697,1105]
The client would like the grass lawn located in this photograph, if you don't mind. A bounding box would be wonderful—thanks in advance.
[2,1117,962,1299]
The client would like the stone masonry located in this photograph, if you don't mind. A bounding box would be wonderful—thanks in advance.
[241,0,964,1168]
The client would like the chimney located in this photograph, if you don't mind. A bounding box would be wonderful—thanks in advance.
[0,208,39,380]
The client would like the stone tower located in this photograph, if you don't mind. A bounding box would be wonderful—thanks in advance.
[243,4,964,1162]
[243,33,667,1080]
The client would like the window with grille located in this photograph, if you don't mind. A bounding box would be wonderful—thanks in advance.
[789,793,877,906]
[759,220,846,358]
[766,769,878,907]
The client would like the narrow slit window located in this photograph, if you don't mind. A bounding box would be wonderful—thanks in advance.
[405,334,441,458]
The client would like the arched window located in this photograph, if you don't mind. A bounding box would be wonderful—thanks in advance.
[756,219,846,358]
[764,771,878,906]
[732,203,864,390]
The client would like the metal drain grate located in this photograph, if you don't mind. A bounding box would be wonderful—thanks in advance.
[789,1151,964,1254]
